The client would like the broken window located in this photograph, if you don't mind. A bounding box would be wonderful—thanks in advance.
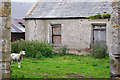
[93,25,106,44]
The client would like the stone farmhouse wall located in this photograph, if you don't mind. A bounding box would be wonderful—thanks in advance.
[25,19,112,54]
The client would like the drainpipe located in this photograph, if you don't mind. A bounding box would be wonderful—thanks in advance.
[0,0,11,79]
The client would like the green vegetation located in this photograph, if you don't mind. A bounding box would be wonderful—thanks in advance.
[11,40,53,58]
[102,13,111,19]
[11,55,109,78]
[87,13,102,19]
[90,43,107,59]
[87,13,111,19]
[11,40,109,78]
[61,45,69,55]
[58,45,69,56]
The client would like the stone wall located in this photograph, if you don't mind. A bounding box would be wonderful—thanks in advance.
[0,1,11,79]
[110,1,120,78]
[25,19,111,55]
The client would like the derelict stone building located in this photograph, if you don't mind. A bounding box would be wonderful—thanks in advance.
[25,1,112,54]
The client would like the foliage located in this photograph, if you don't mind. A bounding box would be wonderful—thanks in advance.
[11,39,23,53]
[90,43,107,59]
[87,13,102,19]
[36,51,43,59]
[87,13,111,19]
[11,39,53,58]
[102,13,111,19]
[11,55,109,78]
[59,45,69,55]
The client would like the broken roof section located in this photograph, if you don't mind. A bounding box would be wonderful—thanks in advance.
[26,1,112,18]
[11,18,25,33]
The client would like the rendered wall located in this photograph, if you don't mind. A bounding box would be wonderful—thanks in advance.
[25,20,46,41]
[26,19,111,54]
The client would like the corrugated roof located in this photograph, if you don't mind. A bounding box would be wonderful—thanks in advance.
[11,19,25,33]
[27,1,112,18]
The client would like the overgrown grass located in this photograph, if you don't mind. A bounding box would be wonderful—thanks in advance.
[11,55,110,78]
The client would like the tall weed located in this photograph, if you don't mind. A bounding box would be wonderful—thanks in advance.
[90,43,107,59]
[11,40,53,58]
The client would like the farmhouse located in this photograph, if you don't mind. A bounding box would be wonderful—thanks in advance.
[25,1,113,54]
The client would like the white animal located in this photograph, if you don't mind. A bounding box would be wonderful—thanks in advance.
[10,51,26,68]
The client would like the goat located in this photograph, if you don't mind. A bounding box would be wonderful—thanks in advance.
[10,51,26,68]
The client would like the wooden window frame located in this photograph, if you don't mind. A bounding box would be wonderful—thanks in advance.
[50,24,61,46]
[92,23,106,44]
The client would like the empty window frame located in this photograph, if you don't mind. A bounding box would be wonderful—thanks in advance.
[93,25,106,44]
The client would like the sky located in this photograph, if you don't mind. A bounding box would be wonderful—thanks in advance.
[11,0,117,2]
[11,0,37,18]
[11,0,37,2]
[11,2,36,18]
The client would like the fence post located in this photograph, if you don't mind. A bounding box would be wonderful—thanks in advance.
[0,0,11,79]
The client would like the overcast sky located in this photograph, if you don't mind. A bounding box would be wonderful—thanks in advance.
[11,0,37,18]
[11,2,36,18]
[11,0,37,2]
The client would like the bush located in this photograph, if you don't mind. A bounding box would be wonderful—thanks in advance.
[11,39,24,53]
[59,45,69,55]
[36,51,43,59]
[11,40,53,59]
[90,43,107,59]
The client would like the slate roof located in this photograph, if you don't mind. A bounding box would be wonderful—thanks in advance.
[11,19,25,33]
[27,1,112,18]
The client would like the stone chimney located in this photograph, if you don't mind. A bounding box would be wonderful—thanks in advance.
[110,0,120,78]
[0,1,11,79]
